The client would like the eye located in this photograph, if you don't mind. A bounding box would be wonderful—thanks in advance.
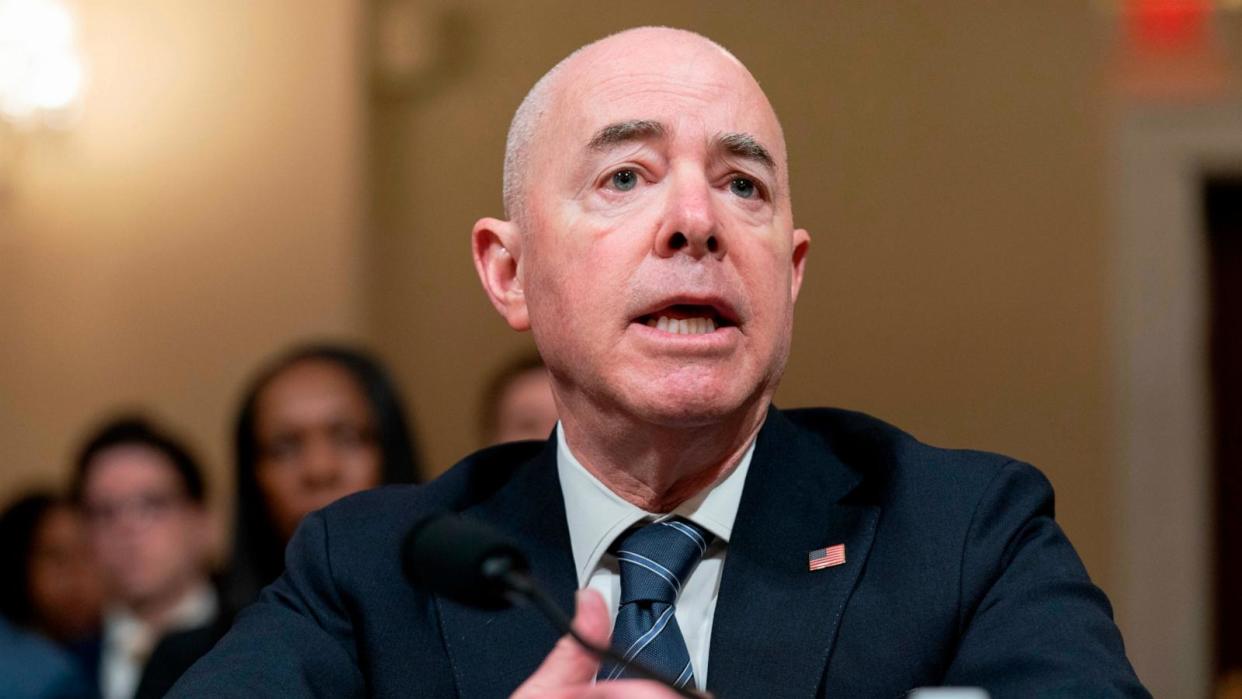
[330,423,374,449]
[729,177,758,199]
[263,434,302,461]
[609,169,638,192]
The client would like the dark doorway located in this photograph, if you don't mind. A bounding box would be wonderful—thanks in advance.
[1206,175,1242,682]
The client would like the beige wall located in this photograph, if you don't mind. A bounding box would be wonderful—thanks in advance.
[0,0,366,514]
[370,1,1117,595]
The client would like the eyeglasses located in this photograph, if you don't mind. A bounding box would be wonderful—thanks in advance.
[82,491,185,527]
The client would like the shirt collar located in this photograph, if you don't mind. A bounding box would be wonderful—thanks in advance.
[104,581,218,651]
[556,421,756,587]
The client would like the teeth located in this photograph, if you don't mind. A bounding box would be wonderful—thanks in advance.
[648,316,717,335]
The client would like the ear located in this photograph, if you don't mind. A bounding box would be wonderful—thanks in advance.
[789,227,811,302]
[472,217,530,331]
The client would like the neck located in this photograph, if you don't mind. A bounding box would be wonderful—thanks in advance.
[558,400,768,512]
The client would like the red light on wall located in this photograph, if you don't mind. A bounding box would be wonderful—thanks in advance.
[1126,0,1212,53]
[1111,0,1232,100]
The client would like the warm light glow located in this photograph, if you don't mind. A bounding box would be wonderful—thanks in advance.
[1126,0,1212,52]
[0,0,84,125]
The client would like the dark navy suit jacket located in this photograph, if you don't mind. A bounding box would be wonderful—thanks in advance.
[170,408,1149,697]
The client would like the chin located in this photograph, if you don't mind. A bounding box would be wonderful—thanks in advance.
[591,363,768,427]
[627,386,752,428]
[117,580,159,603]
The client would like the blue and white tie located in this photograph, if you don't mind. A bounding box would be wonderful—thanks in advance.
[598,518,713,689]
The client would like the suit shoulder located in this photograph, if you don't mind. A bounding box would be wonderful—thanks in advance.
[320,439,549,528]
[779,407,1040,499]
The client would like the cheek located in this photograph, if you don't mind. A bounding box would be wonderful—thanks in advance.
[29,560,58,603]
[90,530,121,560]
[742,242,795,312]
[139,525,198,579]
[526,259,615,357]
[344,448,382,487]
[529,208,649,295]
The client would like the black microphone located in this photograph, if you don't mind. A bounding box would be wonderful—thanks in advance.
[402,512,529,610]
[402,512,704,698]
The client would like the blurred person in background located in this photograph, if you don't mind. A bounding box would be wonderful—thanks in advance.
[1221,670,1242,699]
[222,343,422,614]
[480,353,558,445]
[0,615,93,699]
[0,492,103,695]
[73,417,225,699]
[0,492,103,648]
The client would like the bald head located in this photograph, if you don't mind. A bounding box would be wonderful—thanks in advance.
[502,27,787,224]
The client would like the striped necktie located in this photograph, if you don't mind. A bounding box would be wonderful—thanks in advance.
[598,518,714,689]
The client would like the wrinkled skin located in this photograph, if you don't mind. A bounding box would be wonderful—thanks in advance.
[474,27,809,512]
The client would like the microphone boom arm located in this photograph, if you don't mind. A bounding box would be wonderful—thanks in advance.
[497,567,704,699]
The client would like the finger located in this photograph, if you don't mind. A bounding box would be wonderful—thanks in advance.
[570,587,610,648]
[530,679,694,699]
[511,589,612,697]
[581,679,703,698]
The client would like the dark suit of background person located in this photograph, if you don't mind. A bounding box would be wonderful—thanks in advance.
[129,610,234,699]
[170,407,1148,698]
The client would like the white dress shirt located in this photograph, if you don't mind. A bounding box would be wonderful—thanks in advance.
[555,423,756,687]
[100,582,218,699]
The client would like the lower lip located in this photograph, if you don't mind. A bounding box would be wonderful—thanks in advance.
[628,321,740,351]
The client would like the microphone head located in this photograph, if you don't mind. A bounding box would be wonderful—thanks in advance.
[402,512,530,610]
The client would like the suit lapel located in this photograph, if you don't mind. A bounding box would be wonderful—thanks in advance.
[707,409,880,698]
[434,436,580,697]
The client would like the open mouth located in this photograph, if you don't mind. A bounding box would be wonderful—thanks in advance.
[635,304,737,336]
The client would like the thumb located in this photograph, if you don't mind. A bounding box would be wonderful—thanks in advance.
[569,587,611,649]
[512,588,611,697]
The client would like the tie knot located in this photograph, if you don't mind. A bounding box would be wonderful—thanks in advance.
[613,518,713,605]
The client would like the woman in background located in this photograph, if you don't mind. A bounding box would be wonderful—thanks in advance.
[0,492,103,692]
[223,344,422,613]
[479,353,558,446]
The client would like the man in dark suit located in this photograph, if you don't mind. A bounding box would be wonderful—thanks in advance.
[172,26,1148,697]
[73,417,229,699]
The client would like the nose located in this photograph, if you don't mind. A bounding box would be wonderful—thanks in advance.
[300,437,342,489]
[654,171,726,260]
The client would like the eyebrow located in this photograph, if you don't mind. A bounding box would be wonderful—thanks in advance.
[584,121,777,174]
[587,120,666,151]
[715,132,775,171]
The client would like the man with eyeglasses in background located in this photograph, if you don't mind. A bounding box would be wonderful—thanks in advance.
[72,417,224,699]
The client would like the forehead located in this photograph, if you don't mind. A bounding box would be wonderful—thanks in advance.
[258,360,367,415]
[545,36,785,164]
[84,445,181,496]
[263,359,357,396]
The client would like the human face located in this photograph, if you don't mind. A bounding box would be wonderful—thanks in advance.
[488,31,809,429]
[492,367,558,444]
[81,446,207,611]
[29,505,102,640]
[253,359,382,541]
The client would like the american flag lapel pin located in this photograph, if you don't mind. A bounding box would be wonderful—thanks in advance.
[808,543,846,571]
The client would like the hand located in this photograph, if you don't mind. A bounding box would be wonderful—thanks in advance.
[511,589,695,699]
